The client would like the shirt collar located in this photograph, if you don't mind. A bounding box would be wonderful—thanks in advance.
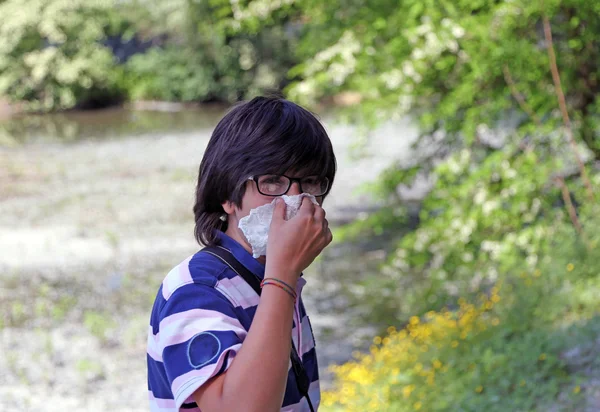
[216,231,267,280]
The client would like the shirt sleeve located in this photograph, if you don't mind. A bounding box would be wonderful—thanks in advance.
[157,282,246,409]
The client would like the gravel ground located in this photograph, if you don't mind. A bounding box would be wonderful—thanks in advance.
[0,113,418,411]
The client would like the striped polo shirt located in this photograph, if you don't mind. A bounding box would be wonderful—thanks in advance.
[147,231,320,411]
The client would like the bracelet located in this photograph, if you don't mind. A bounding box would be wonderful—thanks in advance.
[261,277,296,294]
[261,278,297,297]
[261,280,297,301]
[261,282,297,301]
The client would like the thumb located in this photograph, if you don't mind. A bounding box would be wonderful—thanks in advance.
[271,198,287,225]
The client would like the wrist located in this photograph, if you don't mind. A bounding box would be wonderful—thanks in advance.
[261,278,297,301]
[265,261,299,286]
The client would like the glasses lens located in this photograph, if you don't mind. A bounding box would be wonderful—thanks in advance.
[301,176,329,196]
[257,175,290,195]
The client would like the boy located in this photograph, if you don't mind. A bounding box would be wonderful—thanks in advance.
[147,96,337,411]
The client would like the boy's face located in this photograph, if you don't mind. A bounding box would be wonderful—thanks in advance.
[221,171,325,260]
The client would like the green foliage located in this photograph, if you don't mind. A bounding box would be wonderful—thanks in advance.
[119,29,294,103]
[321,219,600,411]
[119,47,217,102]
[287,0,600,155]
[0,0,127,111]
[342,143,591,328]
[273,1,600,409]
[0,0,298,110]
[118,0,298,102]
[278,0,600,325]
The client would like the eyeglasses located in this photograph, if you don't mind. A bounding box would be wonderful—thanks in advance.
[249,174,330,197]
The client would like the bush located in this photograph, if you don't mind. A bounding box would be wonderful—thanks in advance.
[321,235,600,411]
[119,47,217,103]
[119,28,293,104]
[0,0,297,110]
[0,0,128,111]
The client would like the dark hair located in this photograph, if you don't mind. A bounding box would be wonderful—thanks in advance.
[193,96,337,246]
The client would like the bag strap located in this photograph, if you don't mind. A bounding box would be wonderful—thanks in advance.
[201,246,315,412]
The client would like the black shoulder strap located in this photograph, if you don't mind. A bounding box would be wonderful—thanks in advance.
[201,245,315,412]
[202,245,263,294]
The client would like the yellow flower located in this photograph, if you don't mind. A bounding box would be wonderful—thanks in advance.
[387,326,397,334]
[573,385,581,394]
[414,401,422,410]
[321,392,335,406]
[410,316,420,325]
[402,384,415,399]
[539,353,546,361]
[451,340,459,348]
[475,385,484,393]
[433,359,442,369]
[373,336,382,345]
[533,269,542,277]
[567,263,575,272]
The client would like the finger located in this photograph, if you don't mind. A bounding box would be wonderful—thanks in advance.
[314,205,326,222]
[271,198,287,225]
[325,227,333,245]
[322,217,329,231]
[299,196,315,214]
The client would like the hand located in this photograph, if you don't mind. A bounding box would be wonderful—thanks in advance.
[266,197,333,282]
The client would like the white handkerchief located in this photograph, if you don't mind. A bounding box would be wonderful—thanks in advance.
[238,193,318,258]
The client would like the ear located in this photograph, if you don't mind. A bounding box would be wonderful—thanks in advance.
[221,201,236,215]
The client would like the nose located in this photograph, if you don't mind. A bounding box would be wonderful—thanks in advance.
[287,181,302,196]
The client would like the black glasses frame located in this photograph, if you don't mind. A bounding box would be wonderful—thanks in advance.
[249,174,330,197]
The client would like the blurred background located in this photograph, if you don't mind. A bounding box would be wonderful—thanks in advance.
[1,0,600,411]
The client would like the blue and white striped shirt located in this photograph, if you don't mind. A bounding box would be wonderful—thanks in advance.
[147,231,320,411]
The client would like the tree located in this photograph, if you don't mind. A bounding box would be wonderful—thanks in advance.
[271,0,600,321]
[288,0,599,158]
[0,0,301,110]
[0,0,129,110]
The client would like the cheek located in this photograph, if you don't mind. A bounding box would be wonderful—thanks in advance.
[245,196,276,211]
[237,191,276,217]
